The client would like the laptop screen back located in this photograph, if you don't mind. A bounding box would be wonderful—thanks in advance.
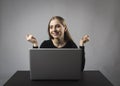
[29,48,82,80]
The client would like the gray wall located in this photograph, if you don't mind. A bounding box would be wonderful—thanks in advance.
[0,0,120,86]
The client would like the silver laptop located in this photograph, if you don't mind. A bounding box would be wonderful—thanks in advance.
[29,48,82,80]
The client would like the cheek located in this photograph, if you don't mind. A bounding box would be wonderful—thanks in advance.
[49,29,52,33]
[61,28,66,33]
[49,30,52,35]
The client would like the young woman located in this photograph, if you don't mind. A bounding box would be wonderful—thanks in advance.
[26,16,89,71]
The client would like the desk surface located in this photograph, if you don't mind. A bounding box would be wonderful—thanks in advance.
[4,71,113,86]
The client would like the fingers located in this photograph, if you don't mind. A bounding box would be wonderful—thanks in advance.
[80,34,90,44]
[26,34,32,41]
[26,34,35,43]
[26,34,38,47]
[86,35,90,42]
[84,35,89,39]
[84,35,90,41]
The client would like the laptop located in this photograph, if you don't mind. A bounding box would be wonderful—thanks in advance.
[29,48,82,80]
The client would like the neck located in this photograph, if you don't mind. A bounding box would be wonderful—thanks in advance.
[52,38,66,48]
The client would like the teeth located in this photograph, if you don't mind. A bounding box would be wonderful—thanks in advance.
[53,32,58,35]
[53,34,58,36]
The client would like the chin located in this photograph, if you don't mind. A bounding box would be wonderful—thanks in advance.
[51,35,59,39]
[53,37,59,39]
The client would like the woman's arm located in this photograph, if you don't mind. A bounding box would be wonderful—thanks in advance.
[79,35,90,71]
[79,46,85,71]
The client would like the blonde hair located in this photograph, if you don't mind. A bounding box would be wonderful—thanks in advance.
[48,16,73,42]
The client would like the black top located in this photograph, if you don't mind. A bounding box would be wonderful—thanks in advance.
[40,40,78,48]
[34,40,85,71]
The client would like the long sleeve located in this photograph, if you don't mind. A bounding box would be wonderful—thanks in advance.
[33,46,38,48]
[79,46,85,71]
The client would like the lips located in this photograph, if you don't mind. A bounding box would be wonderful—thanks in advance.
[51,32,60,36]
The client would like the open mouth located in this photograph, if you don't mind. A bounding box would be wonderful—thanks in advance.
[52,32,60,36]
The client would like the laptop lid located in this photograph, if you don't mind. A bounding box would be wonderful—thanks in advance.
[29,48,82,80]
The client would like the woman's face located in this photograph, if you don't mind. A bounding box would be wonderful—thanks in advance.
[49,19,66,40]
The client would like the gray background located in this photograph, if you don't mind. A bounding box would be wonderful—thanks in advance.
[0,0,120,86]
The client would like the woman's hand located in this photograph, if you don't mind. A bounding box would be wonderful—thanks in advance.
[26,34,38,47]
[79,35,90,46]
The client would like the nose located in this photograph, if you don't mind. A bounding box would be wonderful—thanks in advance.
[53,27,57,31]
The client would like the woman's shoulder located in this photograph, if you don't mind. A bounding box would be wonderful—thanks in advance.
[42,40,51,43]
[41,40,52,45]
[40,40,53,48]
[65,40,78,48]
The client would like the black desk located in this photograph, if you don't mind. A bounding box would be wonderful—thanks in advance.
[4,71,113,86]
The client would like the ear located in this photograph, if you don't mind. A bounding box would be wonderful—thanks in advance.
[64,27,67,32]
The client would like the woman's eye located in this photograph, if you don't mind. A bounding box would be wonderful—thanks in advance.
[50,26,53,29]
[56,25,60,28]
